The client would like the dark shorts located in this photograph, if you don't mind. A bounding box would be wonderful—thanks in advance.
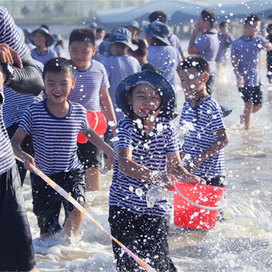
[77,140,103,170]
[267,51,272,78]
[239,86,263,105]
[204,176,225,187]
[206,75,215,95]
[7,122,34,185]
[108,206,177,272]
[31,169,86,235]
[0,165,36,271]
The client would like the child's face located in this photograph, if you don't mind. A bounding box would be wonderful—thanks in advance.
[44,71,76,105]
[69,41,96,70]
[177,67,208,97]
[220,26,228,34]
[244,21,261,38]
[128,84,162,119]
[33,32,47,48]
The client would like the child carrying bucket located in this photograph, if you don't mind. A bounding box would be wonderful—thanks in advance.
[11,58,114,238]
[177,56,229,222]
[108,68,205,271]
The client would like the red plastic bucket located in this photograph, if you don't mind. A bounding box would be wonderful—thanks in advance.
[174,183,226,230]
[77,111,107,144]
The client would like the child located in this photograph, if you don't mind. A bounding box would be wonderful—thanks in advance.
[128,38,148,66]
[30,26,57,65]
[95,27,105,48]
[11,58,114,238]
[52,33,65,57]
[231,14,272,129]
[266,23,272,84]
[145,20,182,91]
[124,20,142,40]
[215,21,233,74]
[103,27,141,121]
[68,28,116,191]
[108,69,204,271]
[177,56,229,188]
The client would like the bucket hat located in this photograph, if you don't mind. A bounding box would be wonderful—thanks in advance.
[125,20,142,32]
[144,21,170,46]
[30,26,54,47]
[115,70,177,120]
[109,27,138,51]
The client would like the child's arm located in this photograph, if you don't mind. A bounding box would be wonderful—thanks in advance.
[11,127,35,170]
[118,147,173,187]
[231,54,244,88]
[167,152,205,185]
[81,128,114,169]
[186,128,229,174]
[99,87,117,135]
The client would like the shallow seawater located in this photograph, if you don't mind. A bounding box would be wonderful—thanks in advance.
[21,48,272,271]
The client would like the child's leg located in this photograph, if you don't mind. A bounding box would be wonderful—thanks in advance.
[77,141,103,191]
[63,169,86,237]
[243,101,253,129]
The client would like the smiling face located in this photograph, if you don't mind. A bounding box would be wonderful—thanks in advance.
[177,67,209,98]
[128,84,162,119]
[44,71,76,105]
[69,41,96,70]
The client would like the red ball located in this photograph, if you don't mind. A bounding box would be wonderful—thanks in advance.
[77,111,107,144]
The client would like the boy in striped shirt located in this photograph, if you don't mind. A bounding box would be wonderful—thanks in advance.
[11,58,113,238]
[109,69,204,271]
[177,56,229,187]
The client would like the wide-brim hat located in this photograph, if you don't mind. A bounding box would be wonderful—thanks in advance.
[109,27,138,51]
[115,70,177,120]
[30,27,54,47]
[125,20,142,32]
[144,21,170,46]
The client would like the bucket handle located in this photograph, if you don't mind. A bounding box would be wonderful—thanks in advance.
[174,183,227,211]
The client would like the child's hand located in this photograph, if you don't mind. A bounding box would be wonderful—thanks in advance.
[236,74,244,88]
[185,175,206,185]
[22,154,35,170]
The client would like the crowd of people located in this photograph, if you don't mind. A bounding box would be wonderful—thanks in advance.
[1,4,272,272]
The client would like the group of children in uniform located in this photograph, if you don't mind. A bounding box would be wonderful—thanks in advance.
[4,7,272,272]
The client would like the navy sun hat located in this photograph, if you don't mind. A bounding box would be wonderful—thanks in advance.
[90,22,98,28]
[30,26,54,47]
[109,27,138,51]
[144,21,171,46]
[52,33,62,42]
[125,20,142,32]
[115,70,177,120]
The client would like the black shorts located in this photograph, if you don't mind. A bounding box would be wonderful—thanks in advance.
[239,86,263,105]
[0,165,36,271]
[77,140,103,170]
[108,206,177,272]
[31,169,86,235]
[204,176,225,187]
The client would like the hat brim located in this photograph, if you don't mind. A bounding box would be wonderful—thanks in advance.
[115,70,177,120]
[30,29,54,47]
[109,40,138,51]
[145,27,170,46]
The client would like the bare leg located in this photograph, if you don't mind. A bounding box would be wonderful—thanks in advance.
[86,167,101,191]
[65,207,83,237]
[244,101,253,129]
[252,104,262,113]
[29,266,37,272]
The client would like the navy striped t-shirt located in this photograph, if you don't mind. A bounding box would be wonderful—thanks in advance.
[0,6,28,175]
[19,99,89,175]
[179,97,226,178]
[109,117,181,217]
[68,59,110,111]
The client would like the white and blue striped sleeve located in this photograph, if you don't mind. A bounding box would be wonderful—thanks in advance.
[166,126,182,154]
[18,106,33,135]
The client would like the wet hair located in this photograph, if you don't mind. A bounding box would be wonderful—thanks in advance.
[201,9,216,28]
[69,28,95,47]
[129,39,148,57]
[219,21,228,28]
[179,56,209,74]
[149,11,167,23]
[141,63,160,72]
[43,57,74,79]
[244,14,261,25]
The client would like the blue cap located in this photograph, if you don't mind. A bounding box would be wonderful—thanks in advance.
[144,21,170,46]
[115,70,177,120]
[109,27,138,51]
[90,22,98,28]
